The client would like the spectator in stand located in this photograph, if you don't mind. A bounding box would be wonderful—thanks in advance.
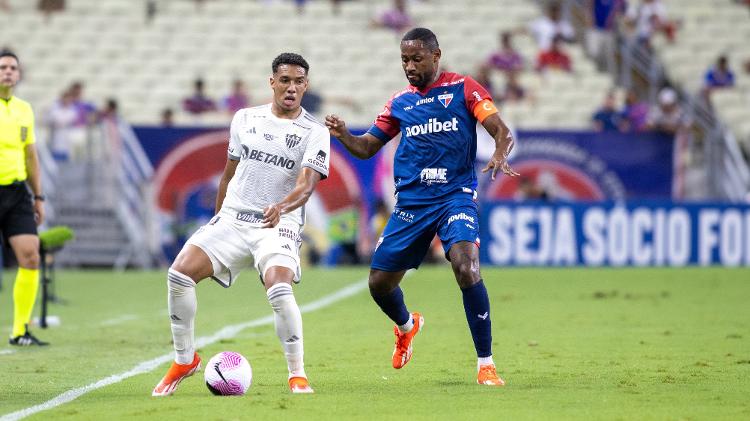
[161,108,174,127]
[704,55,736,90]
[222,79,250,115]
[526,2,575,52]
[515,176,549,202]
[97,98,119,123]
[592,91,626,132]
[44,89,77,162]
[647,87,688,135]
[68,81,97,126]
[182,78,217,115]
[500,71,528,104]
[585,0,627,74]
[37,0,65,22]
[486,31,524,75]
[300,87,360,119]
[371,0,413,33]
[536,35,572,73]
[625,0,676,49]
[621,88,650,132]
[473,64,498,99]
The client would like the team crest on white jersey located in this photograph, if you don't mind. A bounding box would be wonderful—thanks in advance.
[438,93,453,108]
[286,133,302,148]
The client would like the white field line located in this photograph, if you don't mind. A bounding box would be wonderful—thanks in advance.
[0,350,16,356]
[99,314,140,327]
[1,279,368,421]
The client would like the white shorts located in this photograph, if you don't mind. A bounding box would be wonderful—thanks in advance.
[186,210,303,287]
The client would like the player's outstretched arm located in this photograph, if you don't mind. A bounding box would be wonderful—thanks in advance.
[215,158,239,214]
[481,113,520,180]
[263,167,323,228]
[325,114,384,159]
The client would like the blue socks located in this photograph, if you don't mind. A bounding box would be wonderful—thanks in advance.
[462,280,492,358]
[371,286,411,326]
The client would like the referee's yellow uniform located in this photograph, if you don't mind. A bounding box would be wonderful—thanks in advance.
[0,95,36,185]
[0,95,41,340]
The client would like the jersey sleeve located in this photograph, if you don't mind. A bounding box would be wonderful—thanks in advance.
[463,76,499,123]
[302,126,330,179]
[366,98,400,142]
[227,110,242,160]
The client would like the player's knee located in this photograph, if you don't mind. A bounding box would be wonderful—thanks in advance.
[451,255,480,288]
[168,263,201,284]
[17,250,40,269]
[368,271,401,295]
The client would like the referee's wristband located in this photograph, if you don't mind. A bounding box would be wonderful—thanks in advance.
[33,194,46,201]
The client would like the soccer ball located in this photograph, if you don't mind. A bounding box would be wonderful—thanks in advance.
[204,351,253,396]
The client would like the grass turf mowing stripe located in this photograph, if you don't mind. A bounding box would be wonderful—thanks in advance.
[0,278,368,421]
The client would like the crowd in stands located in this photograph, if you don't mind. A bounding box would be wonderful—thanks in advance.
[590,86,690,136]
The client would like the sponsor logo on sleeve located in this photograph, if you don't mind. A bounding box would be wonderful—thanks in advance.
[20,126,28,142]
[472,91,482,102]
[307,150,328,171]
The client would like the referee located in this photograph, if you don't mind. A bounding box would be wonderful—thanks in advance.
[0,50,48,346]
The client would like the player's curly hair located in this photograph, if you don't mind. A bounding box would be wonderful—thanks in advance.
[402,28,439,51]
[272,53,309,75]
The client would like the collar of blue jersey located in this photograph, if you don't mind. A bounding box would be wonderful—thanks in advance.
[409,71,448,95]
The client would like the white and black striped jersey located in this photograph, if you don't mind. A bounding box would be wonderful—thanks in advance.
[222,104,330,226]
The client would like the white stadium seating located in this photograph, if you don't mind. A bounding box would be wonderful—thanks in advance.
[0,0,613,129]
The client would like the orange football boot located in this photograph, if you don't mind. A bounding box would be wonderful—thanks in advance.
[289,376,314,394]
[392,312,424,369]
[152,353,201,396]
[477,364,505,386]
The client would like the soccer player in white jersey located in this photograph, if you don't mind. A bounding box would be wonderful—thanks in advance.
[152,53,330,396]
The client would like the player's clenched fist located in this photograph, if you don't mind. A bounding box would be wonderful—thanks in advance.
[325,114,348,138]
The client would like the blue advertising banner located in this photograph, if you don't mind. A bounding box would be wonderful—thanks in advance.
[479,201,750,267]
[133,126,678,262]
[483,131,674,202]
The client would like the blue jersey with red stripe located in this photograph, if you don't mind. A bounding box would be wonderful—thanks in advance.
[367,72,495,206]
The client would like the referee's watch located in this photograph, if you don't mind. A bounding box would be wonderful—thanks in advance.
[33,194,46,201]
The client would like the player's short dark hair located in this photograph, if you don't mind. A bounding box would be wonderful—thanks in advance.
[401,28,439,51]
[0,49,19,64]
[272,53,309,75]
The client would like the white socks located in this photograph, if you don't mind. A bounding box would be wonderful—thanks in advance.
[478,355,495,370]
[267,283,306,378]
[167,269,197,365]
[397,316,414,333]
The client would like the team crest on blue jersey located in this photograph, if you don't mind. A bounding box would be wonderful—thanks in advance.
[285,133,302,148]
[438,93,453,108]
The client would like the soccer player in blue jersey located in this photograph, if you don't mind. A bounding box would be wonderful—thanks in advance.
[325,27,518,386]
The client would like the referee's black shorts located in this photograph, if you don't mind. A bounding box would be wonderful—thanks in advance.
[0,182,38,241]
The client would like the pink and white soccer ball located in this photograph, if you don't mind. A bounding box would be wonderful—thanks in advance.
[204,351,253,395]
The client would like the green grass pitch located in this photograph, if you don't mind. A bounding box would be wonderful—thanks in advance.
[1,266,749,420]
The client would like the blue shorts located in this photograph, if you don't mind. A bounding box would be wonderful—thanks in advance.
[371,196,480,272]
